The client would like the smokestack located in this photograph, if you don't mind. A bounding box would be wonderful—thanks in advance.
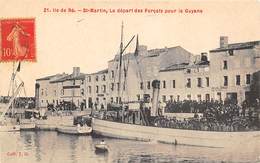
[201,52,208,62]
[72,67,80,77]
[220,36,228,48]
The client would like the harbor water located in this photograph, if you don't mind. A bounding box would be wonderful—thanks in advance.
[0,131,259,163]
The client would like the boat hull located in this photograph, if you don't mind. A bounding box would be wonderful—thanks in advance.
[57,125,92,135]
[95,144,108,153]
[20,123,36,130]
[92,118,260,148]
[0,124,20,132]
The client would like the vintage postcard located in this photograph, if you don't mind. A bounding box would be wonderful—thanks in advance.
[0,0,260,163]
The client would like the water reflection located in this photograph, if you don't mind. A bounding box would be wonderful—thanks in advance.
[0,131,259,163]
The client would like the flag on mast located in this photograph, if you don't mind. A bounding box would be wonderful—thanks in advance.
[16,62,21,72]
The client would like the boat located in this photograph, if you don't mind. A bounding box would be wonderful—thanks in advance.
[0,123,20,132]
[1,62,33,132]
[92,118,260,148]
[57,124,92,135]
[0,81,24,132]
[20,122,36,130]
[91,23,260,148]
[95,144,109,153]
[19,110,37,130]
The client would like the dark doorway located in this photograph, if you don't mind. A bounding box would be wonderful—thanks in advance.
[226,92,238,103]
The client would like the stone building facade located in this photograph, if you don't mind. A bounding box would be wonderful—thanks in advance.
[35,67,86,109]
[35,37,260,110]
[85,69,109,110]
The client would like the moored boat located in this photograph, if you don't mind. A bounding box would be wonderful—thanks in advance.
[57,124,92,135]
[92,118,260,148]
[95,144,109,153]
[20,122,36,130]
[0,124,20,132]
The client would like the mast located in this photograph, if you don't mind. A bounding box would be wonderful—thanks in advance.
[118,21,124,104]
[11,62,15,117]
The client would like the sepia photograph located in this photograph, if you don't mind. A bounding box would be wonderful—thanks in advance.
[0,0,260,162]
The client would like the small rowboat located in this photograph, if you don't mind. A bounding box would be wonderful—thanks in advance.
[20,122,36,130]
[95,144,109,153]
[57,125,92,135]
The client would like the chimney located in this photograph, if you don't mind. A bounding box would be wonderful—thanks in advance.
[72,67,80,77]
[220,36,228,48]
[201,52,208,62]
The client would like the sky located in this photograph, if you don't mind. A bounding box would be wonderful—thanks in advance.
[0,0,260,96]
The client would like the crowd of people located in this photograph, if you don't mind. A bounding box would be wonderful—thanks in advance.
[0,96,35,109]
[157,99,260,131]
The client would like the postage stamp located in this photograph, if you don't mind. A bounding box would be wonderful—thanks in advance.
[0,18,36,62]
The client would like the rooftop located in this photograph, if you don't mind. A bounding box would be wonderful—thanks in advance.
[109,45,192,63]
[160,60,209,72]
[50,73,86,83]
[210,40,260,52]
[89,69,108,75]
[36,74,67,81]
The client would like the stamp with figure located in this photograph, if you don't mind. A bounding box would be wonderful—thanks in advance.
[0,18,36,62]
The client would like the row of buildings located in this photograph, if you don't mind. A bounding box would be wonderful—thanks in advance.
[35,36,260,110]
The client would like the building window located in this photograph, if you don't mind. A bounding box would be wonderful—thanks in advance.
[111,97,113,103]
[111,83,114,91]
[172,80,176,88]
[197,78,202,87]
[147,81,151,89]
[224,76,228,86]
[81,89,84,96]
[73,80,75,85]
[61,89,64,95]
[170,95,173,102]
[88,86,91,93]
[177,95,180,102]
[103,85,106,93]
[186,78,191,88]
[96,86,99,93]
[206,77,210,87]
[140,82,143,90]
[223,60,228,69]
[88,76,91,82]
[217,92,222,101]
[137,94,140,101]
[162,95,166,102]
[117,83,120,91]
[111,71,114,78]
[197,94,201,102]
[228,50,234,56]
[95,76,99,81]
[123,84,126,91]
[162,80,166,88]
[102,75,106,81]
[54,90,57,96]
[186,69,191,73]
[206,94,210,101]
[81,80,84,85]
[246,74,251,84]
[41,89,44,96]
[236,75,240,86]
[187,94,191,100]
